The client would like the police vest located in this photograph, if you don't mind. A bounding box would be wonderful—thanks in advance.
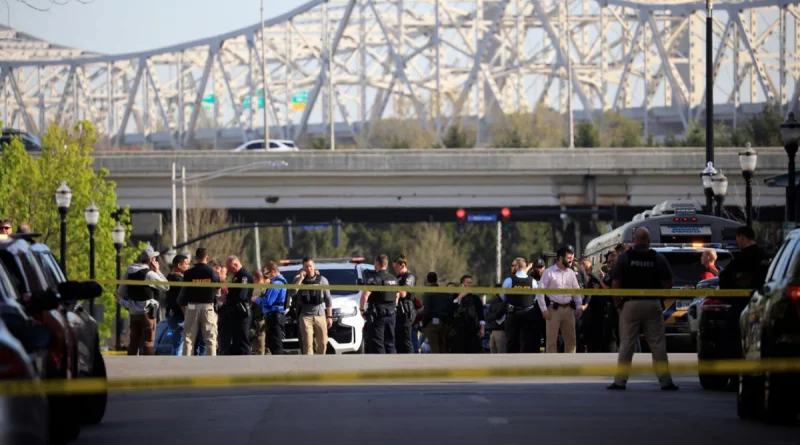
[367,270,398,306]
[506,275,535,308]
[622,249,663,297]
[397,272,417,318]
[127,268,157,302]
[297,274,324,306]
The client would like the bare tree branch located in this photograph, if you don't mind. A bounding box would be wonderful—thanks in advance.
[16,0,49,12]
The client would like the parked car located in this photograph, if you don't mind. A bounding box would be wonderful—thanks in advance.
[737,229,800,424]
[687,276,749,390]
[0,233,104,442]
[27,241,107,425]
[0,271,49,445]
[0,129,43,152]
[231,139,299,152]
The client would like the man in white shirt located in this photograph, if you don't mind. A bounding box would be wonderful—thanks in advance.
[537,246,582,353]
[501,258,539,353]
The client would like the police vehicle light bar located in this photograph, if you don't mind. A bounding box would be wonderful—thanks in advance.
[279,257,365,265]
[672,216,698,222]
[649,242,725,249]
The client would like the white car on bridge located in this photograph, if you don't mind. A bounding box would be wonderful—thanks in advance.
[279,258,370,354]
[231,139,299,152]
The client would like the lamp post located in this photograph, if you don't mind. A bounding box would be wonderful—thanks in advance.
[701,162,717,215]
[711,171,728,218]
[111,222,125,351]
[55,182,72,274]
[84,202,99,317]
[780,112,800,224]
[738,143,758,227]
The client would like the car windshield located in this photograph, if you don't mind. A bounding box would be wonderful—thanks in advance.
[661,251,733,286]
[35,252,66,288]
[280,268,359,296]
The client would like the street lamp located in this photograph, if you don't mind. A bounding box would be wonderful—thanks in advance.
[738,143,758,227]
[84,202,99,317]
[55,182,72,274]
[111,222,125,351]
[701,162,717,215]
[780,111,800,224]
[711,171,728,218]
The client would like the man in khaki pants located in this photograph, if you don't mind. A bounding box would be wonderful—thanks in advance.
[178,247,220,356]
[291,258,332,355]
[537,245,583,353]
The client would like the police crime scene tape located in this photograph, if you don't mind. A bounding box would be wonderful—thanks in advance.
[1,358,800,396]
[85,279,752,298]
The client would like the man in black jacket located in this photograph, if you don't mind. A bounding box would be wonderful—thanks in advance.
[177,247,220,356]
[452,275,485,353]
[165,254,190,356]
[485,284,507,353]
[219,255,254,356]
[421,272,452,353]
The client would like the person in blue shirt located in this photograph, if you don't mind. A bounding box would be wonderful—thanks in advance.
[254,261,288,355]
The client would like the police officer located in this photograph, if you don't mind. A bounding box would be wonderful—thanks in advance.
[502,258,539,353]
[360,254,400,354]
[607,227,679,391]
[217,255,254,355]
[392,253,417,354]
[177,247,220,356]
[116,246,169,356]
[452,275,485,353]
[529,258,546,281]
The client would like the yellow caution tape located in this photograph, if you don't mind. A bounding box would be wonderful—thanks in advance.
[1,358,798,396]
[85,279,751,298]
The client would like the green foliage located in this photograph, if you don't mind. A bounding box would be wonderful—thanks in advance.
[662,104,783,148]
[488,105,567,148]
[575,120,601,148]
[441,124,471,148]
[367,118,436,149]
[0,121,140,339]
[597,111,642,147]
[310,137,330,150]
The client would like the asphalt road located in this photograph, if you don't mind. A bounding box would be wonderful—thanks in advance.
[74,377,798,445]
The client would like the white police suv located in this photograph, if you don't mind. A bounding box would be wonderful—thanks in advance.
[279,258,372,354]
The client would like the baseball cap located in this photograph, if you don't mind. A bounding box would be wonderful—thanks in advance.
[138,246,160,262]
[533,258,545,267]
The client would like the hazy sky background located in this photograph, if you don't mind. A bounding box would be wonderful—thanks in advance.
[3,0,310,54]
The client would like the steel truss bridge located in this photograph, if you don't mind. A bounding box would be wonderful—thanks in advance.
[0,0,798,148]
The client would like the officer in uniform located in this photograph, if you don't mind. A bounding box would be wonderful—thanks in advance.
[177,247,220,356]
[392,253,417,354]
[218,255,254,355]
[502,257,539,353]
[360,254,400,354]
[607,227,679,391]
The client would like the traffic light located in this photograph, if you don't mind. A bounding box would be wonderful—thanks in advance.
[283,218,293,249]
[501,207,511,233]
[332,218,342,248]
[456,208,466,234]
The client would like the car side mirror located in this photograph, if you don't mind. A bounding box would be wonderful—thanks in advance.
[26,289,60,312]
[57,281,103,301]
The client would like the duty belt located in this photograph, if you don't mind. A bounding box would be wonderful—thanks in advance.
[551,301,577,310]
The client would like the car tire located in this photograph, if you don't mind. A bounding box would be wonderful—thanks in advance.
[49,350,81,444]
[737,373,763,420]
[699,373,729,391]
[762,372,795,425]
[80,340,108,425]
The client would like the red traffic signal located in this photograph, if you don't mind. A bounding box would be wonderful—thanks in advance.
[501,207,511,218]
[456,208,466,219]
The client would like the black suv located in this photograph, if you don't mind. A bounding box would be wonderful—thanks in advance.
[737,229,800,424]
[0,129,43,152]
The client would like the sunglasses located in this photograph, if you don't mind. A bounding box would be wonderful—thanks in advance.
[0,226,11,230]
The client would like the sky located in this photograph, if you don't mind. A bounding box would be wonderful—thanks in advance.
[3,0,310,54]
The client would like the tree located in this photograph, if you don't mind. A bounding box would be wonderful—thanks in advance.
[367,118,436,149]
[598,111,642,147]
[575,121,601,148]
[0,121,140,339]
[488,105,567,148]
[441,124,471,148]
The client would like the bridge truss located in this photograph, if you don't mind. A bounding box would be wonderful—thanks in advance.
[0,0,798,147]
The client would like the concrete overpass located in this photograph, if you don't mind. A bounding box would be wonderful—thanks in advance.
[95,147,790,224]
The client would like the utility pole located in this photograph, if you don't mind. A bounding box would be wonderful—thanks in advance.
[495,221,502,284]
[705,0,714,192]
[260,0,270,148]
[181,166,188,246]
[171,163,177,249]
[329,24,335,151]
[567,8,574,149]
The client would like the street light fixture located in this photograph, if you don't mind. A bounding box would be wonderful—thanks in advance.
[84,202,99,317]
[55,182,72,274]
[738,143,758,227]
[780,111,800,224]
[711,171,728,218]
[701,162,717,215]
[111,222,125,351]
